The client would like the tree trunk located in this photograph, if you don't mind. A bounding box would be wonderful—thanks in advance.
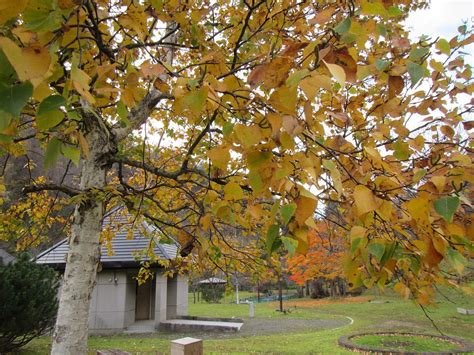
[257,280,260,303]
[51,117,115,354]
[278,274,283,312]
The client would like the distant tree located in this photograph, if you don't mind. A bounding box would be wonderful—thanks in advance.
[287,226,346,298]
[0,254,59,353]
[200,283,226,303]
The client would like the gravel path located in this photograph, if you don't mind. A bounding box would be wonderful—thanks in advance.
[236,317,349,337]
[155,317,350,340]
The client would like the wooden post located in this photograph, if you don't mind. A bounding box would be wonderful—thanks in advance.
[171,337,203,355]
[249,302,255,318]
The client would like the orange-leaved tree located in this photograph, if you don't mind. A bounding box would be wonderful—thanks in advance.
[0,0,472,353]
[287,224,346,297]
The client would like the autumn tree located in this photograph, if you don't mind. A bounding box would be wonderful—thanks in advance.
[0,0,473,353]
[287,201,348,297]
[287,226,347,298]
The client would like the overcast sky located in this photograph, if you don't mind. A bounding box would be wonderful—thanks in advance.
[404,0,473,58]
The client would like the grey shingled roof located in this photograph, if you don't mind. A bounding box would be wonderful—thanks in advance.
[198,277,227,284]
[35,209,178,268]
[0,248,15,265]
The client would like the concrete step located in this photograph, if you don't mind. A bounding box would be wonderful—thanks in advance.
[160,319,243,332]
[124,320,155,334]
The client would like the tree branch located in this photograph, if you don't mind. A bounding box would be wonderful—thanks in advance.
[112,90,174,141]
[23,184,81,196]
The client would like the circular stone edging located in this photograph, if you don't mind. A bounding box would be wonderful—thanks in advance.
[338,332,474,354]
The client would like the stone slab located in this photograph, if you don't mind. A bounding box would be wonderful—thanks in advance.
[161,319,243,332]
[457,307,474,315]
[171,337,203,355]
[97,350,130,355]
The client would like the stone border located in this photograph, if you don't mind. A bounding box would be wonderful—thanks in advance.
[457,308,474,315]
[338,332,474,354]
[177,315,244,323]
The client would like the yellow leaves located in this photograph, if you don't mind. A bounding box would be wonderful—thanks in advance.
[0,37,51,86]
[247,42,307,89]
[78,131,89,159]
[309,6,335,24]
[140,60,165,79]
[281,115,302,137]
[440,125,454,138]
[200,214,212,231]
[293,228,309,255]
[323,160,342,196]
[71,67,95,104]
[425,239,444,268]
[430,59,444,73]
[234,124,262,148]
[404,194,430,228]
[57,0,77,9]
[300,73,332,100]
[224,181,244,201]
[388,76,404,99]
[207,146,230,170]
[394,282,410,299]
[431,176,446,193]
[364,146,382,167]
[323,60,346,88]
[69,54,95,104]
[182,86,209,115]
[436,38,451,55]
[350,226,367,240]
[247,57,292,90]
[246,150,272,169]
[269,85,297,115]
[446,223,464,238]
[247,203,263,219]
[295,195,317,226]
[353,185,381,217]
[118,6,148,41]
[0,0,28,25]
[267,112,282,136]
[326,49,358,83]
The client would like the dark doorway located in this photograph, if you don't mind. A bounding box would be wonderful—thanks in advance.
[135,279,155,320]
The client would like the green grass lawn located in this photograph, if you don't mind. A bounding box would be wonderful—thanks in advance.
[20,285,474,354]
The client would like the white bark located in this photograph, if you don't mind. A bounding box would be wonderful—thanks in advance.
[51,119,113,354]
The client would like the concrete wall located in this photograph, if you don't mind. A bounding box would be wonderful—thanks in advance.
[87,269,188,333]
[124,271,137,328]
[154,273,168,328]
[89,270,135,333]
[176,275,189,316]
[167,275,189,319]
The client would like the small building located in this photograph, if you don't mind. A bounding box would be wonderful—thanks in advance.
[35,211,189,334]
